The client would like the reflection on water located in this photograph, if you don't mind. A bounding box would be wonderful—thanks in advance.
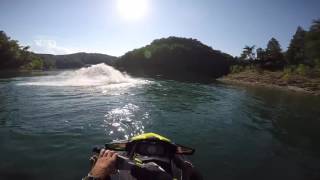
[103,103,149,140]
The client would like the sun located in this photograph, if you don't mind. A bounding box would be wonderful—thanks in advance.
[117,0,148,21]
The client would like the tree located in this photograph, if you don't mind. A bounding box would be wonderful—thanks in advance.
[116,36,233,80]
[305,19,320,66]
[264,38,285,69]
[0,31,20,69]
[266,38,283,60]
[240,45,255,61]
[0,30,44,70]
[256,47,265,61]
[286,26,307,65]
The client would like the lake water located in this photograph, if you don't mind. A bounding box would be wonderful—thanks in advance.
[1,64,320,180]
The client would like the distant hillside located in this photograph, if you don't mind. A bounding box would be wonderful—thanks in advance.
[115,37,233,81]
[38,52,117,69]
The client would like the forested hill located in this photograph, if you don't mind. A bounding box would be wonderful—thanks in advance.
[115,37,234,81]
[38,53,117,69]
[0,30,117,70]
[2,30,233,80]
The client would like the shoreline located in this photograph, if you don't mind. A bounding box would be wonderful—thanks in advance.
[219,71,320,96]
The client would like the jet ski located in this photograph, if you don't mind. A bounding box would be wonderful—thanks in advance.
[89,132,202,180]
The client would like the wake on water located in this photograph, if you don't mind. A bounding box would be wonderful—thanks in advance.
[18,63,148,87]
[18,63,150,140]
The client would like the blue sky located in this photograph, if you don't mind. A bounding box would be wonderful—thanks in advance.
[0,0,319,57]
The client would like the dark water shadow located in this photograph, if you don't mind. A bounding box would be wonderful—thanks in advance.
[246,87,320,153]
[0,171,35,180]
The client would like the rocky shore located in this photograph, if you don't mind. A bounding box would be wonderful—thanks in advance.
[220,70,320,95]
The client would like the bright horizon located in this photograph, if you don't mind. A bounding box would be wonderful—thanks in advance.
[0,0,319,57]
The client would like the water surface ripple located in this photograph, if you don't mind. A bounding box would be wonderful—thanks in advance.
[0,65,320,180]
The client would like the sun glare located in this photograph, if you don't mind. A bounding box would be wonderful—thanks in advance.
[117,0,148,21]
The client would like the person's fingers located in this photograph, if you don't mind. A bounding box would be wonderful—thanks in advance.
[111,152,117,161]
[110,153,118,174]
[99,149,105,157]
[107,150,114,159]
[103,150,110,157]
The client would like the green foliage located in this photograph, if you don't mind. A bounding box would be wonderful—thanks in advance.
[0,30,43,70]
[266,38,282,51]
[286,26,307,65]
[282,70,290,81]
[295,64,311,76]
[116,37,233,80]
[240,45,255,61]
[38,53,116,69]
[265,38,284,62]
[282,64,317,78]
[29,56,44,70]
[305,19,320,66]
[235,38,285,71]
[216,19,320,78]
[283,66,294,74]
[230,65,245,73]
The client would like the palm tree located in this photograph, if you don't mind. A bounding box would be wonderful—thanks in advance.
[241,45,256,60]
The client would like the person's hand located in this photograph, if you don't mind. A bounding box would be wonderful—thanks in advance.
[89,149,117,179]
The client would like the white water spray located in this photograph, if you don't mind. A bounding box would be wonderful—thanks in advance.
[19,63,147,87]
